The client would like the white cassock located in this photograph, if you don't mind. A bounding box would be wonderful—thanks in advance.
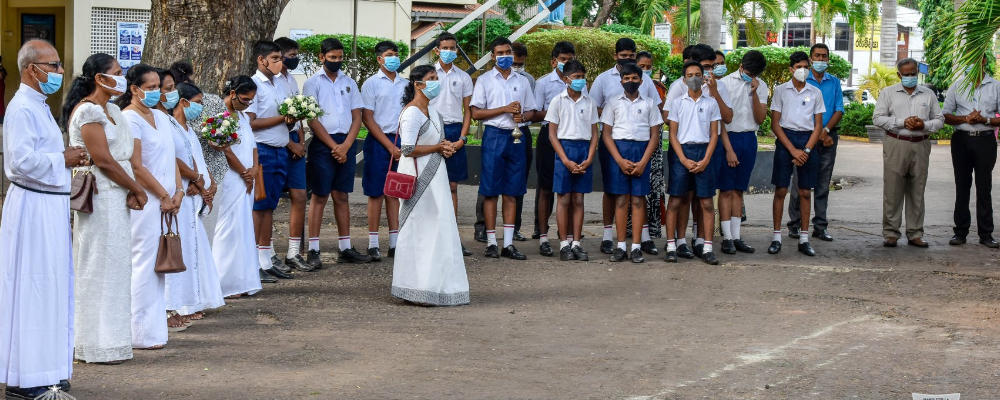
[213,111,261,297]
[0,83,74,387]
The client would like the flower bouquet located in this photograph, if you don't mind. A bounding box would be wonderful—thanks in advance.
[200,111,240,147]
[279,94,324,120]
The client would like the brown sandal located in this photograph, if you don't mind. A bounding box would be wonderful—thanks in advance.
[167,311,187,332]
[135,345,164,351]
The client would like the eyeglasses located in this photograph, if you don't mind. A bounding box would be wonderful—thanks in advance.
[33,61,62,69]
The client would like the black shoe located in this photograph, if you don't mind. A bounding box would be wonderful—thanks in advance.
[721,239,736,254]
[676,243,695,259]
[539,242,554,257]
[271,255,292,274]
[640,240,659,255]
[788,227,800,238]
[5,386,56,400]
[338,248,372,264]
[388,247,395,258]
[610,248,627,262]
[767,241,782,254]
[798,242,816,256]
[285,254,315,272]
[702,251,719,265]
[484,244,500,258]
[665,250,678,262]
[474,229,487,243]
[559,245,575,260]
[513,231,528,241]
[259,269,278,283]
[531,230,541,240]
[980,237,1000,248]
[734,239,755,253]
[571,245,588,261]
[950,235,967,246]
[462,245,473,256]
[693,242,704,257]
[600,240,614,254]
[630,248,645,263]
[265,266,293,279]
[367,247,382,262]
[812,229,833,241]
[306,250,323,270]
[59,380,70,392]
[502,245,527,260]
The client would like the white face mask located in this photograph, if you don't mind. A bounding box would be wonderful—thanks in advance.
[793,68,809,83]
[98,73,127,94]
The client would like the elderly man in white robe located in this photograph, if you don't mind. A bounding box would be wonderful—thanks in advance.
[0,39,86,399]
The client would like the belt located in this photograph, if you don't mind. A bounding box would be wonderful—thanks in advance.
[886,132,929,142]
[956,130,995,137]
[11,181,70,196]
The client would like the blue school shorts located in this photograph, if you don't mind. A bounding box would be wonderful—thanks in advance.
[443,123,469,182]
[285,130,306,191]
[717,131,758,191]
[362,133,398,197]
[479,126,528,197]
[771,129,819,190]
[307,133,357,196]
[605,139,651,196]
[553,139,594,194]
[253,143,289,211]
[667,143,717,198]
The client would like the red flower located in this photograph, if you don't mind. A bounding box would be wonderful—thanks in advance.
[206,118,214,123]
[230,133,237,138]
[211,129,217,134]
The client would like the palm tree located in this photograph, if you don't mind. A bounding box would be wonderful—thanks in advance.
[846,0,880,84]
[672,0,701,44]
[701,0,724,48]
[724,0,785,46]
[812,0,848,43]
[933,0,1000,92]
[636,0,673,33]
[782,0,809,46]
[878,0,898,65]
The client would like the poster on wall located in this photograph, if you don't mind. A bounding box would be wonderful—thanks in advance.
[116,22,147,73]
[22,14,56,45]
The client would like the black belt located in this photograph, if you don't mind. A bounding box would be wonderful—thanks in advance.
[956,130,994,137]
[10,181,70,196]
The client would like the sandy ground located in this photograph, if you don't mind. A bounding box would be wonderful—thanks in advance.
[5,141,1000,399]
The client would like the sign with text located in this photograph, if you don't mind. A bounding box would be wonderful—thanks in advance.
[116,22,147,73]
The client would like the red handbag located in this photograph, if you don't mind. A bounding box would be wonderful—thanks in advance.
[383,132,418,200]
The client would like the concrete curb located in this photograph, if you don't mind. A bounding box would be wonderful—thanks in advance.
[840,136,953,145]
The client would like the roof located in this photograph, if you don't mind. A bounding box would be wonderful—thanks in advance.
[411,22,444,40]
[411,2,502,18]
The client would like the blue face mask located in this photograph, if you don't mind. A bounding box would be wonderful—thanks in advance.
[140,89,161,108]
[741,71,753,83]
[901,75,918,88]
[34,65,63,95]
[713,64,727,77]
[383,56,400,72]
[439,50,457,64]
[643,70,652,77]
[812,61,828,73]
[421,80,441,100]
[184,101,204,121]
[557,62,565,72]
[496,55,514,70]
[569,78,587,92]
[163,90,180,109]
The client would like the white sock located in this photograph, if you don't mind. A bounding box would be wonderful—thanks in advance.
[721,220,732,240]
[799,234,809,244]
[630,243,641,251]
[258,245,272,270]
[308,237,320,252]
[677,237,688,247]
[731,217,742,240]
[603,225,613,241]
[667,239,677,252]
[695,237,705,246]
[368,232,379,249]
[641,225,651,242]
[287,237,301,258]
[704,240,714,253]
[388,230,399,249]
[571,240,581,248]
[560,240,569,249]
[503,225,515,248]
[338,236,351,251]
[567,235,574,242]
[487,230,497,246]
[617,241,627,251]
[540,234,549,245]
[773,230,782,242]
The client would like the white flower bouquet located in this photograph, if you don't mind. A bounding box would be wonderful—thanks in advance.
[279,94,324,120]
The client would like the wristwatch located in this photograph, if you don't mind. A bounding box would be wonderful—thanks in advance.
[823,127,830,134]
[804,147,812,154]
[461,136,469,144]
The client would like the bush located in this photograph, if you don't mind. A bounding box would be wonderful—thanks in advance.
[600,24,643,35]
[518,28,671,82]
[839,103,874,137]
[857,64,900,102]
[447,19,514,61]
[723,46,851,94]
[661,54,684,83]
[932,124,954,140]
[298,34,409,86]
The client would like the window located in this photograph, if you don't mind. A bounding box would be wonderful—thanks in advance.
[737,23,748,48]
[834,23,849,51]
[783,22,811,47]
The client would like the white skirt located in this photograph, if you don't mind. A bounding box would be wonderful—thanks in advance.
[166,194,226,314]
[130,196,167,348]
[213,170,261,297]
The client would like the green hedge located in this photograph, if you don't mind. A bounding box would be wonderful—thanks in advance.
[518,28,671,82]
[297,34,409,86]
[839,103,873,137]
[600,24,643,35]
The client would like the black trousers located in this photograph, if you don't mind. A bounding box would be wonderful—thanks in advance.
[475,126,533,234]
[952,131,997,239]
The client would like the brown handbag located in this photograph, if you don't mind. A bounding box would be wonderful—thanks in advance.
[154,212,186,274]
[70,169,98,213]
[253,167,266,201]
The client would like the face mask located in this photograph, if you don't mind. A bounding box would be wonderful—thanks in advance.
[557,62,565,72]
[34,65,63,95]
[139,88,161,108]
[421,80,441,100]
[901,75,918,88]
[98,73,127,94]
[325,61,342,74]
[643,70,652,77]
[383,56,400,72]
[183,101,204,121]
[496,55,514,70]
[622,81,641,95]
[740,71,753,83]
[283,57,300,70]
[685,76,704,91]
[713,65,727,77]
[812,61,828,73]
[439,50,457,64]
[163,90,180,109]
[617,58,636,67]
[569,78,587,92]
[793,68,809,83]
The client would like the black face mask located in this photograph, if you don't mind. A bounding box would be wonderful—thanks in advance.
[622,81,641,95]
[283,57,300,70]
[324,61,342,74]
[617,58,636,67]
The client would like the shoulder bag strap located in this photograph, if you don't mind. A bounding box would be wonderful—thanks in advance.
[388,109,431,174]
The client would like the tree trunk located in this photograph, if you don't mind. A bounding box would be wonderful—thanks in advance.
[587,0,617,27]
[143,0,290,95]
[878,0,897,65]
[700,0,723,48]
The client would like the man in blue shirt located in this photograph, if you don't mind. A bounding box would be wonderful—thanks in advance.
[788,43,843,242]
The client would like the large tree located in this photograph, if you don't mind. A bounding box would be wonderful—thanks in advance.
[699,0,723,48]
[878,0,898,65]
[143,0,290,94]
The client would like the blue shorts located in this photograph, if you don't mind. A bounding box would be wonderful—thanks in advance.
[667,143,717,198]
[535,124,555,191]
[718,131,758,191]
[362,133,398,197]
[443,123,469,182]
[253,143,289,211]
[307,133,357,196]
[606,139,651,196]
[479,126,527,197]
[286,130,306,190]
[772,129,819,189]
[553,139,593,194]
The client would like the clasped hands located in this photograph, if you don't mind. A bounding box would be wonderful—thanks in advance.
[562,157,593,174]
[615,158,648,177]
[904,115,927,131]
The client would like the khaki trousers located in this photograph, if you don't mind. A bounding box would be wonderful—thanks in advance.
[882,136,932,240]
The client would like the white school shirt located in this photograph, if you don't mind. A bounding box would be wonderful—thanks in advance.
[302,71,364,135]
[589,65,661,109]
[470,67,538,130]
[361,69,408,134]
[770,80,826,132]
[276,70,299,97]
[3,83,71,191]
[544,90,599,141]
[429,61,474,124]
[599,93,664,141]
[249,70,291,147]
[667,92,722,144]
[664,77,731,114]
[720,72,769,132]
[534,69,590,113]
